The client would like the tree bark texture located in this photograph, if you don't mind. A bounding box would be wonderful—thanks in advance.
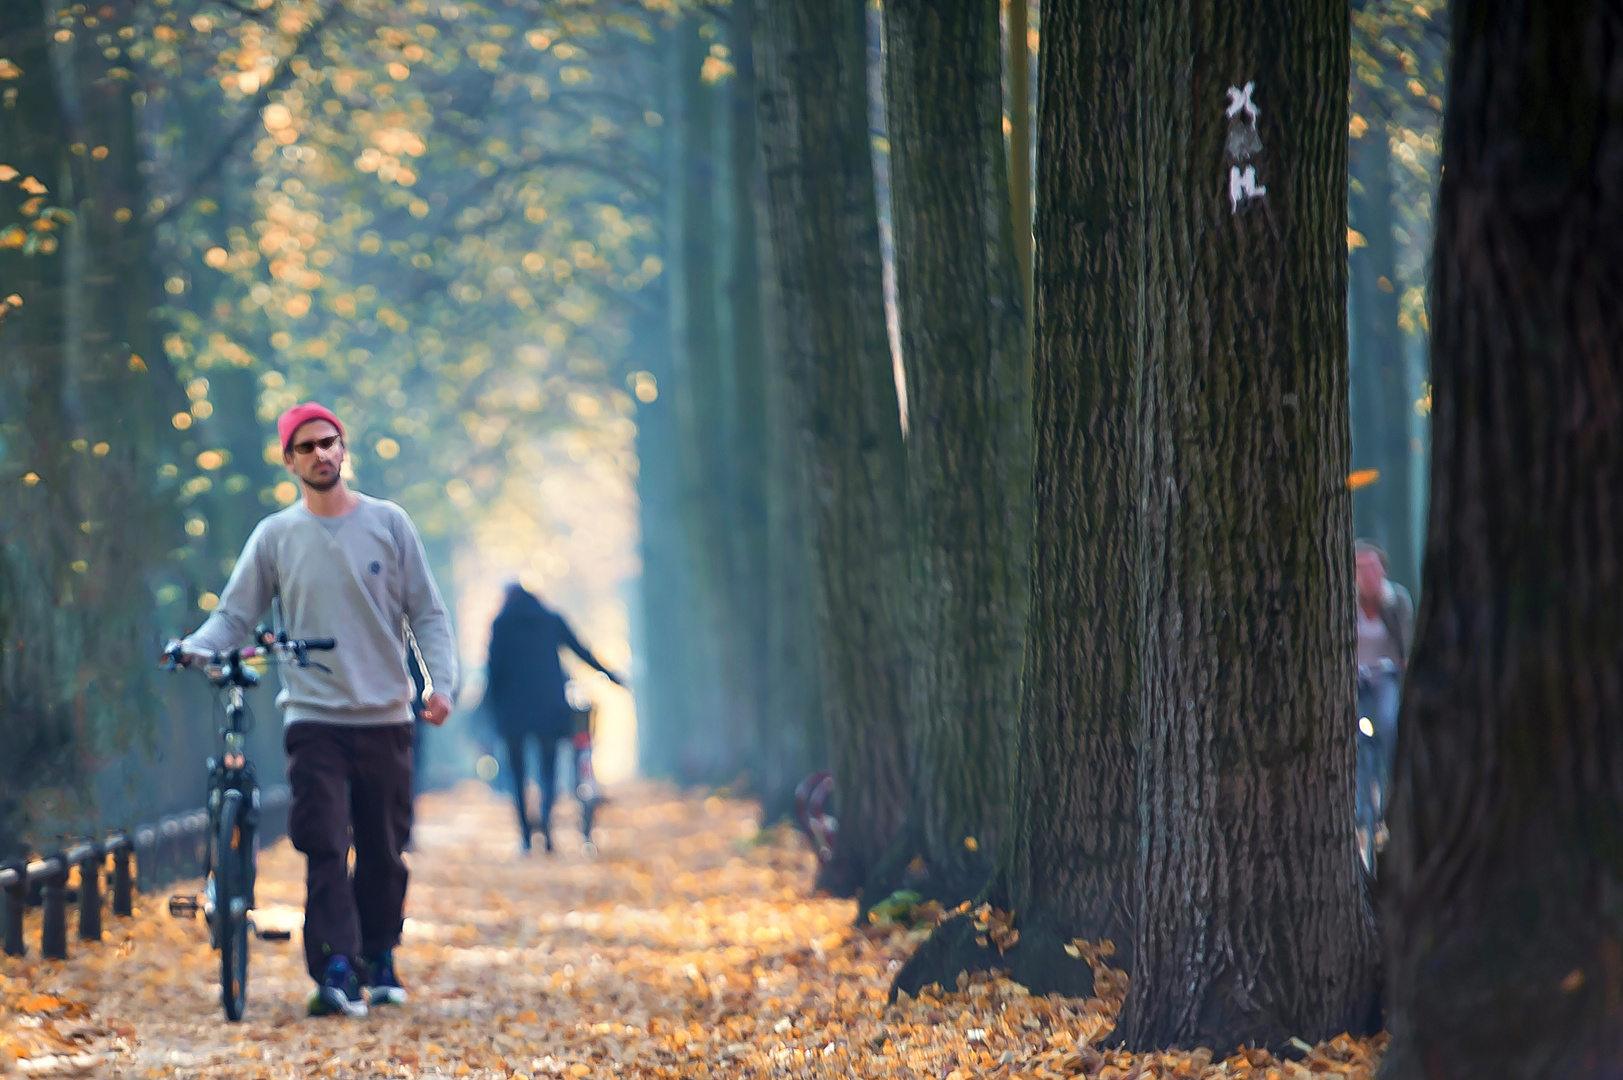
[876,0,1030,905]
[1381,2,1623,1076]
[1348,99,1417,594]
[752,0,912,897]
[724,3,781,812]
[759,172,827,822]
[1008,0,1033,328]
[894,0,1145,1001]
[1115,0,1378,1051]
[999,0,1144,970]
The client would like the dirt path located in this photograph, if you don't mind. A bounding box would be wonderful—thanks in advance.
[1,783,1382,1079]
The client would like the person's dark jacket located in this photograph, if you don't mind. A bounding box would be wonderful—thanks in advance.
[484,588,616,738]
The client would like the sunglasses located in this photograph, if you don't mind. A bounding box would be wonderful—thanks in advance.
[290,435,342,456]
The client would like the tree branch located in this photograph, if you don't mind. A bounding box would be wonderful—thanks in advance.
[146,0,345,227]
[210,0,276,25]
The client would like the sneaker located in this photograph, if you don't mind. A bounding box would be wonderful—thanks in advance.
[307,956,369,1017]
[365,950,408,1007]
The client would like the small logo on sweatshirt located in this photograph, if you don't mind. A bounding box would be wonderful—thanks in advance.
[369,561,382,575]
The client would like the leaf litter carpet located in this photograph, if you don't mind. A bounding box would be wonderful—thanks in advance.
[1,782,1385,1078]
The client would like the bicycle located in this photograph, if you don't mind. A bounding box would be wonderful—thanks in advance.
[794,771,838,868]
[161,629,335,1022]
[567,683,604,858]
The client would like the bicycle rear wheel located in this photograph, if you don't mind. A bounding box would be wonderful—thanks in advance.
[216,790,251,1021]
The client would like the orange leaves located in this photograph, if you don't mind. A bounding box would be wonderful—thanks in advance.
[14,992,65,1013]
[968,903,1020,953]
[0,977,106,1071]
[3,785,1389,1080]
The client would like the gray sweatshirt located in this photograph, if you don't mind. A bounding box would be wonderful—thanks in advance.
[184,494,459,727]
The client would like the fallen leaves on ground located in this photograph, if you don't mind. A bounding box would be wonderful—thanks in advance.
[1,781,1387,1078]
[0,972,131,1072]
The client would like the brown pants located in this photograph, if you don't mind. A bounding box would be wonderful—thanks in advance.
[284,722,414,982]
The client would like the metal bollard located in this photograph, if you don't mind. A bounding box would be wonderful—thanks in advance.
[3,864,25,957]
[40,856,68,960]
[112,842,134,917]
[78,848,102,941]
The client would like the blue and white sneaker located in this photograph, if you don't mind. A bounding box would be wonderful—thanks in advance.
[365,950,408,1007]
[307,955,369,1017]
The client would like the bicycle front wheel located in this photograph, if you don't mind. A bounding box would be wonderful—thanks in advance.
[216,790,251,1021]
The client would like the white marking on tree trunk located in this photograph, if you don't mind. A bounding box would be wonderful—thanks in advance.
[1229,166,1266,211]
[1224,82,1266,211]
[1225,82,1259,123]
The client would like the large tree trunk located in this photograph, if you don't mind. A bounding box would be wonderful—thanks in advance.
[892,0,1142,1001]
[1113,0,1378,1051]
[639,27,711,781]
[746,7,827,821]
[633,287,700,781]
[869,0,1029,908]
[669,14,735,782]
[1381,2,1623,1076]
[752,0,912,898]
[723,3,782,815]
[1348,99,1417,593]
[758,189,827,823]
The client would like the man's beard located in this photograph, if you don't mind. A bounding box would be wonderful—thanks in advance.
[302,471,340,493]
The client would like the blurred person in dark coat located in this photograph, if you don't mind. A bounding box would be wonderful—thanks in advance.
[483,583,626,852]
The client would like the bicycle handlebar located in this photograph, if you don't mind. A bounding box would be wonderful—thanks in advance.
[163,637,335,670]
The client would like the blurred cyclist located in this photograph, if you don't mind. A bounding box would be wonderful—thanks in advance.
[1354,539,1414,858]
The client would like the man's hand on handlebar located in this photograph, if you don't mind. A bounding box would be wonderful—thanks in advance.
[419,691,452,726]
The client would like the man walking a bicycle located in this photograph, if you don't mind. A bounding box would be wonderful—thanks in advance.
[179,402,458,1018]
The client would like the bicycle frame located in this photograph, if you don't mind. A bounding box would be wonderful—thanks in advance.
[164,631,333,1021]
[205,679,260,921]
[573,703,601,855]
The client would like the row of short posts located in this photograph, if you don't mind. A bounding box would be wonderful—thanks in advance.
[1,839,136,960]
[0,785,288,960]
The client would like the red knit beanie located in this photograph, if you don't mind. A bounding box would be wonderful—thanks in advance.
[277,402,345,453]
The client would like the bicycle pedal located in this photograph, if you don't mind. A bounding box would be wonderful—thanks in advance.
[168,894,201,919]
[255,928,292,941]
